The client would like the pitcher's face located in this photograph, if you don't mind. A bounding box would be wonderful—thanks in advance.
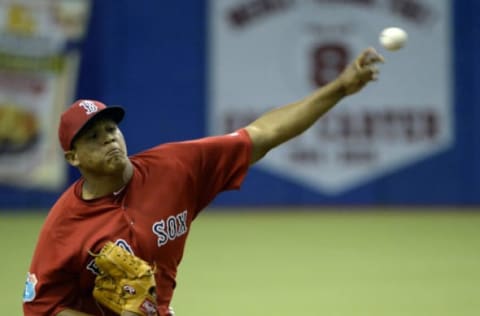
[66,118,129,175]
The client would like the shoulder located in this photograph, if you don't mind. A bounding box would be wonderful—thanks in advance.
[129,129,252,170]
[42,182,82,231]
[135,129,251,154]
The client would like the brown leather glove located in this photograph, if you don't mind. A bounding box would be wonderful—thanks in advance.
[91,242,158,316]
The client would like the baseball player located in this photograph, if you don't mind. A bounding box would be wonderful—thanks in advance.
[23,47,383,316]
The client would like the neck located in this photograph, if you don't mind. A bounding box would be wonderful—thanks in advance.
[81,161,133,200]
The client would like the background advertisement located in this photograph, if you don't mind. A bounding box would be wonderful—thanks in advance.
[1,1,479,207]
[209,0,452,194]
[0,0,90,190]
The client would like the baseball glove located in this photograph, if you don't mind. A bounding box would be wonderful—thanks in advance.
[90,242,158,316]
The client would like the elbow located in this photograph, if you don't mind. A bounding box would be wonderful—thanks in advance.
[245,125,277,164]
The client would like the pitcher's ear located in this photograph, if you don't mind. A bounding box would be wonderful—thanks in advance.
[65,150,79,167]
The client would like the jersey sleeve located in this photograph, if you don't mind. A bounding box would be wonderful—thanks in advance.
[23,214,80,315]
[181,129,252,211]
[135,128,252,215]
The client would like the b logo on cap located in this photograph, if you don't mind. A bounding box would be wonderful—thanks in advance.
[79,100,98,115]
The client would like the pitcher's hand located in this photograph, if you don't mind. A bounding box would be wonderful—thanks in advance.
[338,47,384,96]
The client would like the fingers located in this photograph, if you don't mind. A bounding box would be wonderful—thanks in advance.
[371,65,380,80]
[357,47,385,68]
[363,47,385,64]
[340,47,383,95]
[357,64,380,82]
[354,47,383,81]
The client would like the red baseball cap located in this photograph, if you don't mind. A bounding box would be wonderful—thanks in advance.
[58,99,125,151]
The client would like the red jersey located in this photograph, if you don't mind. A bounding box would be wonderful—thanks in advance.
[23,129,252,316]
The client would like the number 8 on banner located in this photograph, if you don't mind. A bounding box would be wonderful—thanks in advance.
[312,43,349,87]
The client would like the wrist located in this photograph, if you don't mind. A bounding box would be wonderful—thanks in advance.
[333,78,348,98]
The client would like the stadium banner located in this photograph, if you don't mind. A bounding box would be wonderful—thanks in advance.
[208,0,452,195]
[0,0,91,190]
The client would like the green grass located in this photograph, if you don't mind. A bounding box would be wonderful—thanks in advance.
[2,209,480,315]
[0,212,45,315]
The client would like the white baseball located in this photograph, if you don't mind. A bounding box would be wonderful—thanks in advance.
[379,27,408,51]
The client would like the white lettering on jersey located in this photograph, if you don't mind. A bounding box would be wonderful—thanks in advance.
[152,210,188,247]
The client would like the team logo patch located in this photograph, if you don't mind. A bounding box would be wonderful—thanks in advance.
[79,100,98,115]
[22,272,38,302]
